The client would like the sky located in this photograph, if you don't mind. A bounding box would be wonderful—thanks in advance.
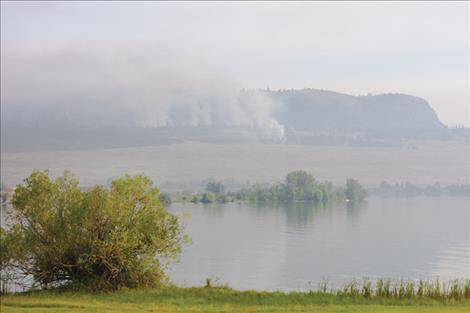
[1,1,469,127]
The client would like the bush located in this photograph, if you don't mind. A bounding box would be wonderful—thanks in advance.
[191,194,200,203]
[159,192,172,206]
[201,192,216,203]
[0,170,186,291]
[206,181,225,195]
[345,178,367,202]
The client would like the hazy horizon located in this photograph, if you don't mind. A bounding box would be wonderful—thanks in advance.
[1,1,469,187]
[1,1,469,127]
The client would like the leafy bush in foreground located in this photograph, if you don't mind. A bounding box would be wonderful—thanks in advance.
[0,170,186,291]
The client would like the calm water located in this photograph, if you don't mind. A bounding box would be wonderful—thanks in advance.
[168,196,470,291]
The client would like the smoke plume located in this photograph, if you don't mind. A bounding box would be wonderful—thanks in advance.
[1,43,286,140]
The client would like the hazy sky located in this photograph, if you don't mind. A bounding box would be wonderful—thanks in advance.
[1,1,469,126]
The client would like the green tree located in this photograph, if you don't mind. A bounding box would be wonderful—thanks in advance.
[191,194,201,203]
[201,192,216,203]
[159,192,172,207]
[217,194,228,203]
[345,178,367,202]
[232,171,366,204]
[206,181,225,195]
[283,170,317,201]
[0,170,186,291]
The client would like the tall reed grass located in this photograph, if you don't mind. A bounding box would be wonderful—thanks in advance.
[316,278,470,301]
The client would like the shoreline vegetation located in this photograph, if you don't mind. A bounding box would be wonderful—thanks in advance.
[3,277,470,300]
[1,278,470,313]
[3,178,469,208]
[370,181,470,197]
[1,171,469,312]
[162,170,368,206]
[156,180,470,207]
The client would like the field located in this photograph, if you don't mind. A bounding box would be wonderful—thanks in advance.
[2,286,470,313]
[1,140,469,187]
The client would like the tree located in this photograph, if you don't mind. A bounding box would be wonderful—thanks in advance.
[283,170,317,201]
[206,181,225,195]
[201,192,216,203]
[231,171,366,204]
[0,170,186,291]
[191,194,201,203]
[159,192,172,206]
[345,178,367,202]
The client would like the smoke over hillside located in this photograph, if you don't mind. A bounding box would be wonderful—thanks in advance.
[2,43,456,152]
[1,44,286,139]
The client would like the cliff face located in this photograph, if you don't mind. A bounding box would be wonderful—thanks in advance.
[267,89,446,132]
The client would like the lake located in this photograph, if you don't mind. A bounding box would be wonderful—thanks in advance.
[168,196,470,291]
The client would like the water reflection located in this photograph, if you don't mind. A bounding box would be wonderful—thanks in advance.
[345,200,367,222]
[252,201,326,228]
[168,197,470,291]
[251,200,369,228]
[200,202,225,217]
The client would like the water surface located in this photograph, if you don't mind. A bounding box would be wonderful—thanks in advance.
[168,196,470,290]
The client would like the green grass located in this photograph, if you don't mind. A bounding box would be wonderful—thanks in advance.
[2,286,470,313]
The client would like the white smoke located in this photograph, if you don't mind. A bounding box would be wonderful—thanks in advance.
[1,43,286,140]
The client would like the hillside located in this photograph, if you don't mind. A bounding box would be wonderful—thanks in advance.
[267,89,446,132]
[2,89,459,152]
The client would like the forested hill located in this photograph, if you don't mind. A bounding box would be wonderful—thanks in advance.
[263,89,446,132]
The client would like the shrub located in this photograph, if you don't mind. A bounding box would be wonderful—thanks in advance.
[0,170,186,291]
[191,194,201,203]
[159,192,172,207]
[201,192,216,203]
[345,178,367,202]
[206,181,225,195]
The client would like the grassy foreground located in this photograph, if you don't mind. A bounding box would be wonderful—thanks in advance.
[2,286,470,313]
